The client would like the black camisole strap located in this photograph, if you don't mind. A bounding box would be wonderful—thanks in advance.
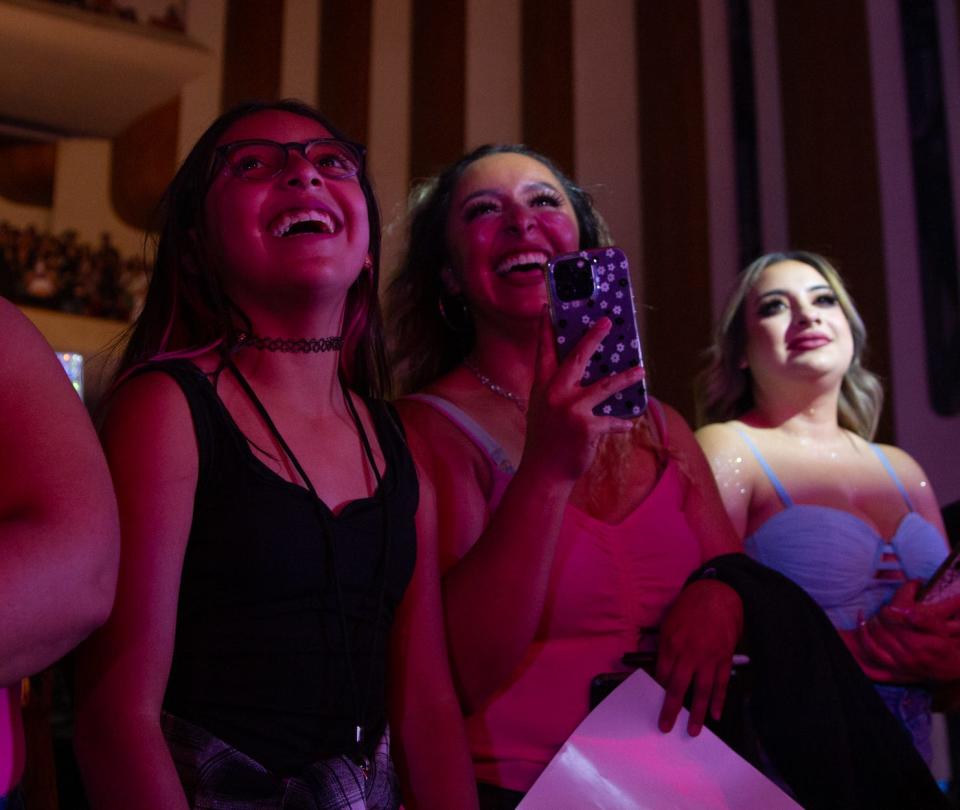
[223,358,391,764]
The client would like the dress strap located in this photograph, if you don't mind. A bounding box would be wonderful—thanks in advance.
[869,445,915,512]
[405,393,517,475]
[733,427,794,507]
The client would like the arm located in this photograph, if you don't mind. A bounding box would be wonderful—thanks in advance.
[656,409,744,735]
[694,421,754,539]
[405,316,643,712]
[0,299,119,685]
[74,373,196,810]
[389,452,479,810]
[397,395,577,714]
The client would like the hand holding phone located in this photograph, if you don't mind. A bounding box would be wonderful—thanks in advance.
[545,247,647,418]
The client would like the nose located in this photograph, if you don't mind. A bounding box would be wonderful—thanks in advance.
[504,203,535,235]
[283,151,324,188]
[795,301,821,326]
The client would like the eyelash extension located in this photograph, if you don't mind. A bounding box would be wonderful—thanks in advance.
[464,200,499,221]
[529,191,563,207]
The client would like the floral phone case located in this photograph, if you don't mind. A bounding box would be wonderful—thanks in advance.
[546,247,647,418]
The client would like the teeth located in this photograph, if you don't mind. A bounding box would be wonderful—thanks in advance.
[494,251,549,275]
[271,209,335,238]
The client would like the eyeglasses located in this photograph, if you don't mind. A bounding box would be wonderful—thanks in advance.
[215,138,366,181]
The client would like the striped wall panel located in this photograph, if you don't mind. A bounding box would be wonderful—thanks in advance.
[775,0,894,439]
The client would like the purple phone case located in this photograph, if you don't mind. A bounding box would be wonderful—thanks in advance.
[546,247,647,418]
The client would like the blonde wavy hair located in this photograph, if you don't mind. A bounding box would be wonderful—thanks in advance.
[696,251,884,440]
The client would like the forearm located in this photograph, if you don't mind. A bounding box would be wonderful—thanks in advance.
[0,514,118,684]
[75,712,189,810]
[443,463,574,711]
[393,694,479,810]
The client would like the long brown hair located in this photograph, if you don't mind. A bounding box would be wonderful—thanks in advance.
[115,99,389,398]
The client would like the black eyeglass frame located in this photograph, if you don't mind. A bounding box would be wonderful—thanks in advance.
[213,137,367,181]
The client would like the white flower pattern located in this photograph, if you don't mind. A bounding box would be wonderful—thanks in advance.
[550,247,643,420]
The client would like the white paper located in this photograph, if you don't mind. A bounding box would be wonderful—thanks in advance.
[518,668,800,809]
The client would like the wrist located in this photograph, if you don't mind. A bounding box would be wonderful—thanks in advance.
[514,453,581,493]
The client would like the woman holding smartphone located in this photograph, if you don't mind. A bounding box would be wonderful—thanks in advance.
[73,100,474,809]
[387,144,744,807]
[695,250,960,762]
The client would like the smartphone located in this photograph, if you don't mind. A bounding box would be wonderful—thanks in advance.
[545,247,647,418]
[916,545,960,604]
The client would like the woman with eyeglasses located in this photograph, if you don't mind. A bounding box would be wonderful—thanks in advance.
[73,100,476,810]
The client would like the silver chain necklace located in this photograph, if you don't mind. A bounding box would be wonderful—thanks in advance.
[464,359,528,414]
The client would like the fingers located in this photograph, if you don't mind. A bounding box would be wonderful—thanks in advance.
[889,578,922,606]
[579,365,646,410]
[880,594,960,632]
[686,670,711,737]
[553,317,612,389]
[709,661,732,723]
[923,589,960,620]
[541,314,645,421]
[656,656,687,734]
[655,659,730,736]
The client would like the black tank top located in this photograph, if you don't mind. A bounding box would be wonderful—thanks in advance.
[138,360,417,775]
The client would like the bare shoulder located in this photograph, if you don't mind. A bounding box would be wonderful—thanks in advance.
[395,392,493,567]
[0,301,113,507]
[102,368,198,488]
[875,442,946,530]
[875,442,929,481]
[394,395,486,479]
[694,420,743,458]
[0,299,82,405]
[0,298,53,354]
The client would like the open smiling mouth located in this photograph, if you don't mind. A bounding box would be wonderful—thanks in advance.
[494,251,550,276]
[270,209,337,238]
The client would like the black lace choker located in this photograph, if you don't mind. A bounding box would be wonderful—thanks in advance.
[238,333,344,353]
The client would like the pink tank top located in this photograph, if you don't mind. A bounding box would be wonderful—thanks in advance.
[407,396,703,791]
[1,684,25,793]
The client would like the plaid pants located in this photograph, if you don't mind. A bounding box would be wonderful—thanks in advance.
[162,713,400,810]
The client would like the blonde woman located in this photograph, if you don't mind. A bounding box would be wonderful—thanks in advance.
[696,250,960,762]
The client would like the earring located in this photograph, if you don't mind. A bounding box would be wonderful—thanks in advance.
[438,293,471,332]
[363,256,373,271]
